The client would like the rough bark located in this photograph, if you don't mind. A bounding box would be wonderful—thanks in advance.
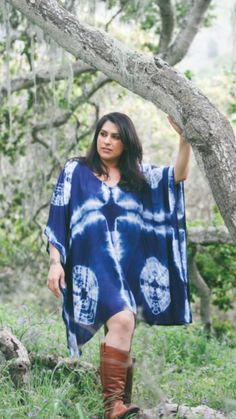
[6,0,236,244]
[161,0,213,65]
[0,328,31,386]
[157,0,175,54]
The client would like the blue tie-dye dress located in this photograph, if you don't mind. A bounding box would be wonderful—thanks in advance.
[44,159,192,356]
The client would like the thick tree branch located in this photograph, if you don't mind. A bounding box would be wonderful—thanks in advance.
[157,0,175,54]
[187,226,234,245]
[162,0,212,65]
[0,329,31,386]
[0,61,95,104]
[6,0,236,243]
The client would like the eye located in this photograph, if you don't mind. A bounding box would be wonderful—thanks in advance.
[100,131,106,137]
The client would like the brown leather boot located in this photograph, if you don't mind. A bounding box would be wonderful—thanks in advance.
[123,357,135,406]
[100,342,140,419]
[103,325,135,408]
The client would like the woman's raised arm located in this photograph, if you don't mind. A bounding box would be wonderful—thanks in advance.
[168,115,191,184]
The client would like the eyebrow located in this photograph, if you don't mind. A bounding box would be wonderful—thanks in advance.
[100,129,120,136]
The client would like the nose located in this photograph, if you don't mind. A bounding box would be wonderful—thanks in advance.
[104,135,111,144]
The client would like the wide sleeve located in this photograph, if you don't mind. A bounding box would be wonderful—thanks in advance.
[141,163,185,216]
[142,162,188,280]
[44,160,77,265]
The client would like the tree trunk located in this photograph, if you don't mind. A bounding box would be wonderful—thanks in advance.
[188,250,212,332]
[7,0,236,243]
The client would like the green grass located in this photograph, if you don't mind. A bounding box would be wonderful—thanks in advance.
[0,304,236,418]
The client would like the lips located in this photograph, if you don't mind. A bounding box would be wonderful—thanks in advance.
[102,148,112,152]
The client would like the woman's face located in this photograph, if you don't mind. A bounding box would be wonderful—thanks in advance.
[96,120,125,165]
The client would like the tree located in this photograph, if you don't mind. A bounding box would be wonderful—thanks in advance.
[5,0,236,245]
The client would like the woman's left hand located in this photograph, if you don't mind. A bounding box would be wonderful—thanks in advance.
[167,115,184,137]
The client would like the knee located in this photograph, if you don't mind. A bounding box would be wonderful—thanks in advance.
[107,311,135,335]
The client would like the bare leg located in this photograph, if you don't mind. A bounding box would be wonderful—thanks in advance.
[104,309,135,351]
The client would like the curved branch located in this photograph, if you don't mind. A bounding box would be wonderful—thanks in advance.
[31,75,111,135]
[162,0,212,65]
[0,61,95,103]
[105,7,123,32]
[157,0,175,54]
[6,0,236,243]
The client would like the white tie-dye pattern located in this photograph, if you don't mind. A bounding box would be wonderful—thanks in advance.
[168,165,176,213]
[143,208,166,224]
[62,306,80,357]
[140,257,170,314]
[184,298,191,323]
[179,229,187,281]
[72,265,99,325]
[70,197,109,229]
[176,183,185,219]
[120,288,137,313]
[51,160,77,206]
[111,230,123,261]
[44,225,67,264]
[71,211,105,238]
[101,182,111,201]
[140,164,164,189]
[112,191,143,213]
[105,230,137,312]
[172,235,186,282]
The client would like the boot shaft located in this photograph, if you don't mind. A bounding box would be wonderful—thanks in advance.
[99,342,140,419]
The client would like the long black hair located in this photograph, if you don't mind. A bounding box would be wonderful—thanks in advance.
[76,112,148,193]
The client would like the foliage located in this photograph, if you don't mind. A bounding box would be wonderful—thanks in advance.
[195,243,236,311]
[186,204,236,312]
[106,0,216,53]
[0,305,236,417]
[227,72,236,124]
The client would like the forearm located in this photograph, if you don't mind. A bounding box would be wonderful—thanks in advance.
[174,135,191,181]
[49,243,61,265]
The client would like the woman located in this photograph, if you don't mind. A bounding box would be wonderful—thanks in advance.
[44,112,192,419]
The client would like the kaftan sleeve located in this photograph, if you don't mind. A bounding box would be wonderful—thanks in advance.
[44,160,77,265]
[142,163,185,216]
[142,162,188,278]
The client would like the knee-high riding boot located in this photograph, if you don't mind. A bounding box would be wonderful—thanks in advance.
[100,342,140,419]
[103,325,135,408]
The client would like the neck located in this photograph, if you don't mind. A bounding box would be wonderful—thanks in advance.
[100,158,119,170]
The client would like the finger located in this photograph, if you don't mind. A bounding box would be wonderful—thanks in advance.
[60,272,66,289]
[47,277,60,298]
[52,279,61,298]
[167,115,177,128]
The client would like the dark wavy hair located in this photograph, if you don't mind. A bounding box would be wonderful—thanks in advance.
[76,112,148,193]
